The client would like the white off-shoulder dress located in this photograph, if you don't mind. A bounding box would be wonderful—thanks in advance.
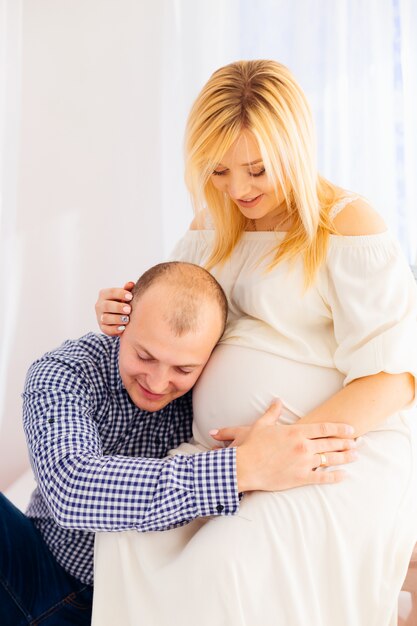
[93,203,417,626]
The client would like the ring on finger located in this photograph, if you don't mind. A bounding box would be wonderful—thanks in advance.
[120,315,129,323]
[318,452,327,468]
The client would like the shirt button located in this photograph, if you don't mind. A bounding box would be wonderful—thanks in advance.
[216,504,224,513]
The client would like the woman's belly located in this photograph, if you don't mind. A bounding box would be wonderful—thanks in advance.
[192,344,345,448]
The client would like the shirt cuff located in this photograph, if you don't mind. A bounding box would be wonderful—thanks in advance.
[192,447,240,518]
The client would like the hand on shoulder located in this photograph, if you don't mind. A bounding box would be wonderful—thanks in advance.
[332,198,387,236]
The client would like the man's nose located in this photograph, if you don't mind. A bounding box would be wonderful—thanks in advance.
[146,368,171,394]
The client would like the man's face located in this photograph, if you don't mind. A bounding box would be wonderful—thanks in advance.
[118,286,223,412]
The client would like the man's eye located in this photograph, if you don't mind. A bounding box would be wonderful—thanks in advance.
[176,368,193,375]
[138,354,152,361]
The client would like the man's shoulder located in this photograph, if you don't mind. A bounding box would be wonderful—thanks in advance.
[25,333,120,391]
[53,332,118,359]
[34,332,118,367]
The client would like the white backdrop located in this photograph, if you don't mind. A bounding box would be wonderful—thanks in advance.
[1,0,416,492]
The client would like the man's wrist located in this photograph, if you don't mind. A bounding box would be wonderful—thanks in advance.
[235,445,258,493]
[192,447,240,517]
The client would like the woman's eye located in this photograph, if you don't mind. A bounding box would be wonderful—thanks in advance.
[250,169,265,178]
[212,170,227,176]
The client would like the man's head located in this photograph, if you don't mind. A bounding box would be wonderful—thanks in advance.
[119,262,227,411]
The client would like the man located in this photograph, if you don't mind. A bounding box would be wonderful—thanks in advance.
[0,262,356,625]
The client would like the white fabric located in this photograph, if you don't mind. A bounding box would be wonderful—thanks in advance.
[93,224,417,625]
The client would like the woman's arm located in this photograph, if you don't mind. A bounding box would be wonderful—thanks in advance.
[297,371,415,437]
[304,198,417,436]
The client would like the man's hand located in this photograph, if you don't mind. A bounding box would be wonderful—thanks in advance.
[212,401,358,493]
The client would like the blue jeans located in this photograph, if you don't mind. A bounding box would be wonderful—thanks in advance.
[0,493,93,625]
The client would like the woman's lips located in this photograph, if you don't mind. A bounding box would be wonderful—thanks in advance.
[236,194,263,209]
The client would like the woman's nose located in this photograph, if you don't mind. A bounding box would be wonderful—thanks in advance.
[227,174,252,200]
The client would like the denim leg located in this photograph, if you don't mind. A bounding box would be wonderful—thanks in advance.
[0,493,93,625]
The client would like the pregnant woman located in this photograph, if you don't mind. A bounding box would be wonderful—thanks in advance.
[92,60,417,625]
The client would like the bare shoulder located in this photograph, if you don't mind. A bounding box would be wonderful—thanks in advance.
[189,210,209,230]
[332,197,387,236]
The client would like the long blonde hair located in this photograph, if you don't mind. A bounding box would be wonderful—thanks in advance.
[184,59,343,287]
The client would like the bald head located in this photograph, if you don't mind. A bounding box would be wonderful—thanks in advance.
[119,262,228,411]
[131,262,227,338]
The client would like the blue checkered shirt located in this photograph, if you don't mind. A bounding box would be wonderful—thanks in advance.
[22,333,239,585]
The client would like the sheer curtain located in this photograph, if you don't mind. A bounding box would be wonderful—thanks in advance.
[237,0,417,261]
[0,0,24,489]
[1,0,416,494]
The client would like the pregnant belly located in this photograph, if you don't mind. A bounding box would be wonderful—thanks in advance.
[192,344,345,448]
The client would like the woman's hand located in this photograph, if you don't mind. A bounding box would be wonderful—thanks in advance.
[210,426,251,449]
[95,281,135,336]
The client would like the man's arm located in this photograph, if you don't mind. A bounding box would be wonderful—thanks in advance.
[23,357,239,533]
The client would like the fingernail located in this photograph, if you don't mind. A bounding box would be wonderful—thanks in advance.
[120,315,129,323]
[118,325,126,331]
[122,305,131,313]
[346,426,355,434]
[209,429,219,436]
[100,314,104,323]
[125,293,133,301]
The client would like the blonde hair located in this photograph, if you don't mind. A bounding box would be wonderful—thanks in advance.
[184,59,344,287]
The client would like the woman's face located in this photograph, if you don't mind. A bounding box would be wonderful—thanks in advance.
[210,129,286,221]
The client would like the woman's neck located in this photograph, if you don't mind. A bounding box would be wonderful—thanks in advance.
[246,205,293,232]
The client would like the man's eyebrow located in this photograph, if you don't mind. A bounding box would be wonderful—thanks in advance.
[136,345,155,359]
[175,363,201,368]
[135,344,201,368]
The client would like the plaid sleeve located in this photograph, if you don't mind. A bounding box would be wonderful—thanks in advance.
[136,448,240,530]
[23,357,239,532]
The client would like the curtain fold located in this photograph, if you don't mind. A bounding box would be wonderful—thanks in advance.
[0,0,25,487]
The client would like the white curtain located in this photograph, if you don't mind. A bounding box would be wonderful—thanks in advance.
[238,0,417,261]
[1,0,416,493]
[0,0,25,487]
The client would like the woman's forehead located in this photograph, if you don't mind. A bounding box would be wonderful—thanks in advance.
[217,130,261,166]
